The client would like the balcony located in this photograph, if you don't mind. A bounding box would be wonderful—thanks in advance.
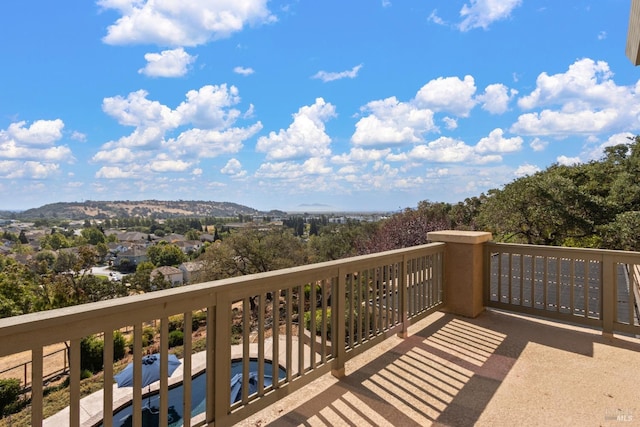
[1,231,639,426]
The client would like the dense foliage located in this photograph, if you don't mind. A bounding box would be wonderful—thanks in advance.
[477,136,640,248]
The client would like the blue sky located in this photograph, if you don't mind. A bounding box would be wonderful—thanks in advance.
[0,0,638,212]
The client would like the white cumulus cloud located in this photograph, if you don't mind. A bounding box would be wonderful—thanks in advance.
[557,155,581,166]
[312,64,363,82]
[477,83,517,114]
[99,0,277,47]
[458,0,522,32]
[102,90,179,128]
[514,163,541,177]
[475,128,522,154]
[6,119,64,145]
[408,136,501,164]
[234,66,255,76]
[352,97,435,146]
[256,98,336,160]
[415,75,477,117]
[138,48,196,77]
[511,58,640,136]
[94,85,261,178]
[221,158,246,178]
[0,119,71,180]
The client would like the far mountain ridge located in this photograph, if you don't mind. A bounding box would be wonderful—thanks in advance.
[4,200,281,220]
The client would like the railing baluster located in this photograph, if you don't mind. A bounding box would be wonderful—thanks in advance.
[285,288,293,382]
[543,256,549,310]
[258,293,265,394]
[242,297,250,404]
[410,258,416,315]
[298,284,305,375]
[310,282,316,369]
[603,255,615,334]
[31,347,43,427]
[357,270,363,345]
[531,255,536,308]
[384,264,390,330]
[160,316,169,427]
[364,269,370,341]
[183,311,193,427]
[132,324,143,427]
[508,253,513,304]
[321,278,328,364]
[556,257,561,313]
[584,260,589,319]
[272,292,280,389]
[103,330,114,427]
[348,272,354,349]
[398,255,408,338]
[519,254,524,306]
[333,271,346,377]
[70,338,81,427]
[497,251,503,303]
[389,263,395,327]
[419,256,426,312]
[207,305,217,424]
[628,265,635,326]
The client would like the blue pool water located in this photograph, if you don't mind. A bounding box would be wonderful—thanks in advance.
[102,359,286,427]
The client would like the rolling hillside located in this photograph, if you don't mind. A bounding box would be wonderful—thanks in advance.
[6,200,274,220]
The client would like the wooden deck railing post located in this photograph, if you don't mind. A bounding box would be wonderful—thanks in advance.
[332,269,346,378]
[214,295,231,426]
[602,254,615,335]
[427,231,492,318]
[398,254,408,338]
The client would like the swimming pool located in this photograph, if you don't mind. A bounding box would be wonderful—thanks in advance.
[101,359,286,427]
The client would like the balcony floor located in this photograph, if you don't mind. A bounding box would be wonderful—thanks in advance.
[239,309,640,426]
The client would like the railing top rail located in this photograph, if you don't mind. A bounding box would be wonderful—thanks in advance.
[0,242,445,355]
[487,241,640,260]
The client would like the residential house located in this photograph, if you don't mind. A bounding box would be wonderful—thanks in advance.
[150,266,183,287]
[112,246,148,269]
[178,261,205,284]
[175,240,203,255]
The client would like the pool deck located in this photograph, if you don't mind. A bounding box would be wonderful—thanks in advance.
[43,336,297,426]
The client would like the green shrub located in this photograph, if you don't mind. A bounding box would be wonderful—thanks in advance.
[304,308,332,339]
[303,283,322,302]
[0,378,21,416]
[80,335,104,373]
[192,311,207,331]
[142,327,156,347]
[168,315,184,332]
[168,330,184,347]
[303,308,372,343]
[113,331,127,360]
[81,369,93,380]
[81,332,128,374]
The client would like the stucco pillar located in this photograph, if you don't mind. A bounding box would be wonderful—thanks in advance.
[427,230,492,318]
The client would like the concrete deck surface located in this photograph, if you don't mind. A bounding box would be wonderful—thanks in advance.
[239,309,640,427]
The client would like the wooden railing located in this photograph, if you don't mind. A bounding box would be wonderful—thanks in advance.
[0,243,444,427]
[485,242,640,335]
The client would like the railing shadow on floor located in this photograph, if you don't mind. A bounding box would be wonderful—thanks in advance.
[246,309,640,427]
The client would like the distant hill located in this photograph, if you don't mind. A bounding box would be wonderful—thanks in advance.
[10,200,283,220]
